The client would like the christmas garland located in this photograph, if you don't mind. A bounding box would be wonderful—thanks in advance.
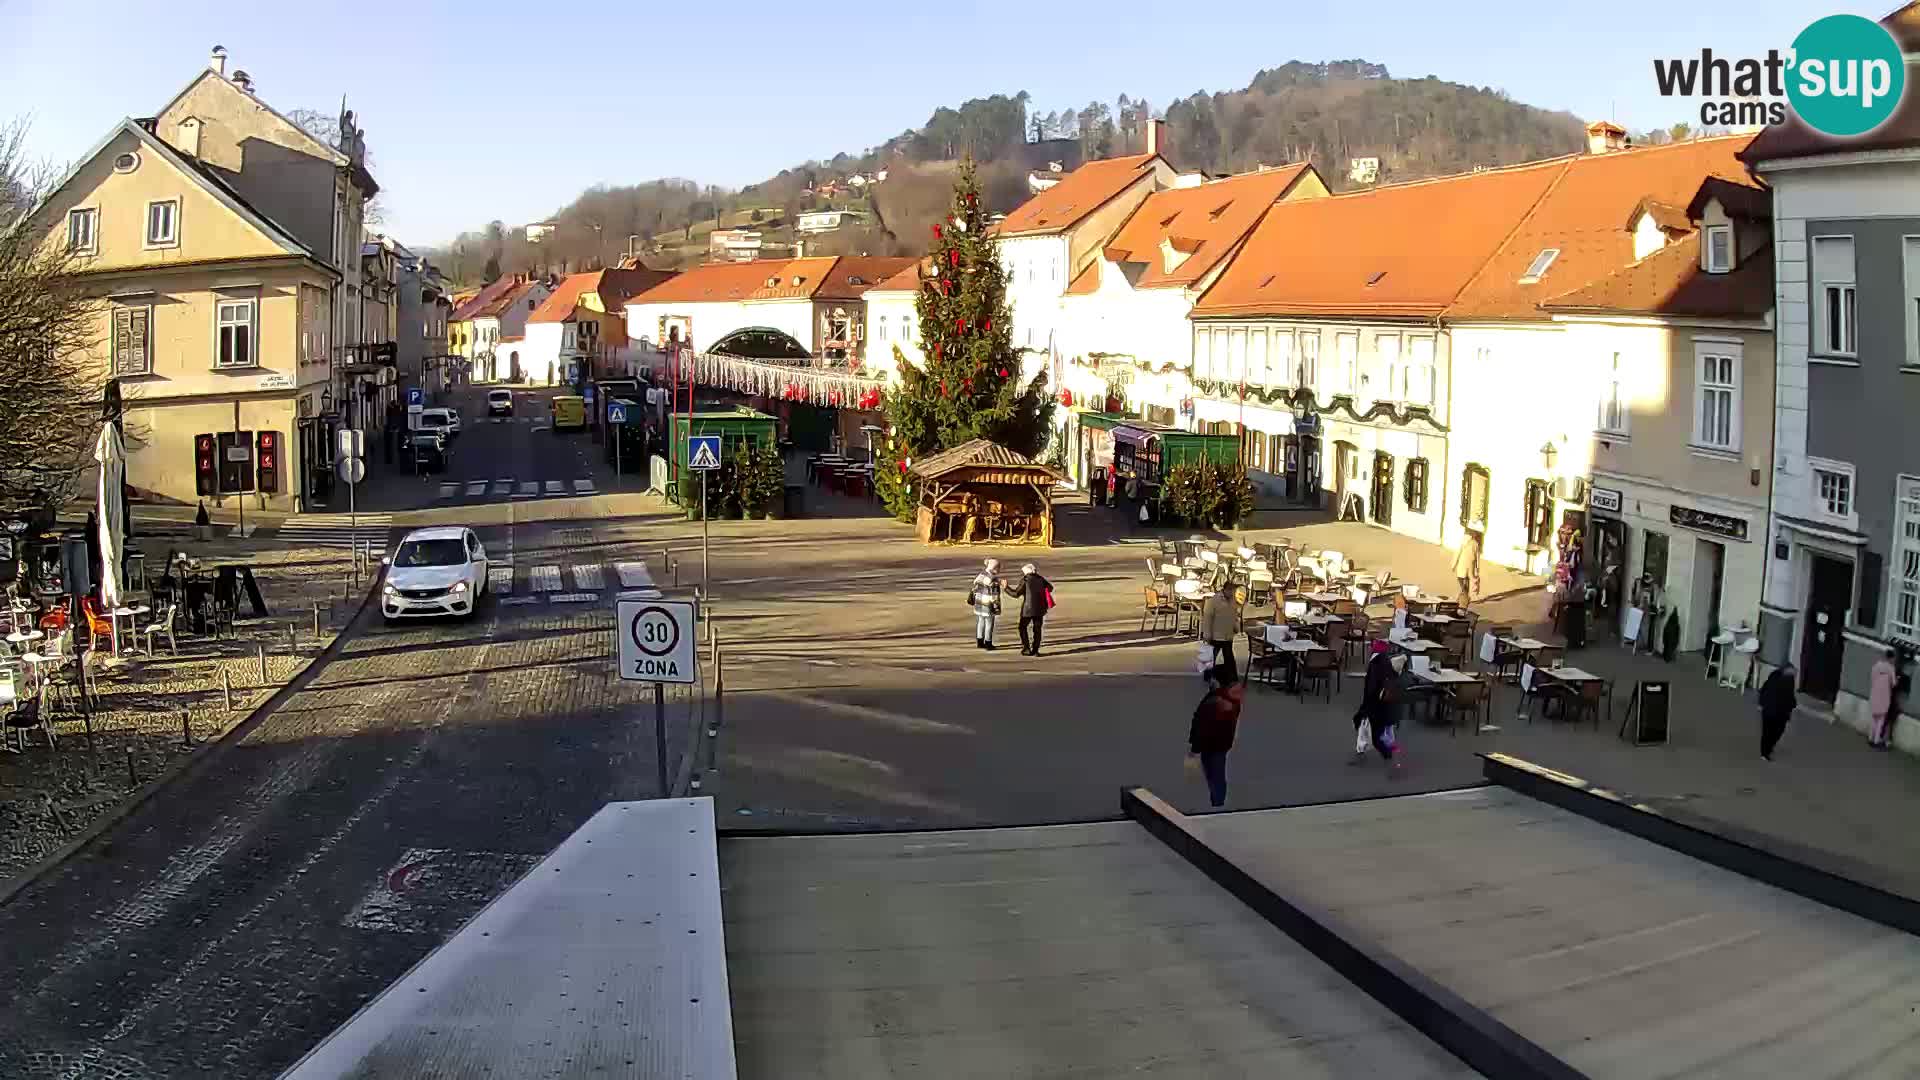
[689,351,886,410]
[1183,381,1450,433]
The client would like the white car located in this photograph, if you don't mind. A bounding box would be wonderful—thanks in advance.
[418,407,461,439]
[382,527,490,621]
[486,389,514,416]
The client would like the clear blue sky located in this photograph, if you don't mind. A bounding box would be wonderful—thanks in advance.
[0,0,1876,248]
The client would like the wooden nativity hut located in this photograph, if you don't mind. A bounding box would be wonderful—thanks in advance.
[908,439,1063,547]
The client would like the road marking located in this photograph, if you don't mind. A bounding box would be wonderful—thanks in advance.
[532,425,551,434]
[465,480,487,496]
[498,595,541,606]
[570,563,604,590]
[548,591,597,603]
[486,566,514,593]
[529,565,563,592]
[437,483,458,499]
[615,561,653,589]
[543,480,564,494]
[494,477,514,495]
[515,481,539,498]
[573,479,596,494]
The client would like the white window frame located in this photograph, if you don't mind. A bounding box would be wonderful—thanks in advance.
[215,296,259,369]
[67,207,98,254]
[1811,235,1857,359]
[1597,350,1629,436]
[1691,340,1741,453]
[902,314,914,342]
[1268,329,1292,387]
[1335,332,1358,395]
[1298,331,1320,393]
[1226,328,1247,383]
[1903,235,1919,370]
[1195,327,1214,379]
[1704,225,1732,273]
[1403,335,1436,406]
[876,315,888,342]
[1893,476,1920,644]
[1372,331,1402,400]
[111,302,153,376]
[1808,457,1857,530]
[144,198,180,249]
[1248,328,1269,386]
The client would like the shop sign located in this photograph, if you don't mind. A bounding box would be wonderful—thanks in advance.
[1670,504,1749,542]
[1293,413,1321,436]
[1589,486,1623,513]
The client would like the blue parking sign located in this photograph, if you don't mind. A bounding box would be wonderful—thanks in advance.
[407,387,423,407]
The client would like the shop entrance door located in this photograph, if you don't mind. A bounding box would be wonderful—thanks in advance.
[1800,554,1853,701]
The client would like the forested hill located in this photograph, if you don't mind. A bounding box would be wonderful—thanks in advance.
[431,60,1591,282]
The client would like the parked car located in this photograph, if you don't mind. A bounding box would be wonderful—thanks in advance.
[401,433,449,473]
[382,526,490,622]
[418,407,461,440]
[486,389,514,416]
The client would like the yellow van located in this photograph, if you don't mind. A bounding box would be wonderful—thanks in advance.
[550,395,587,432]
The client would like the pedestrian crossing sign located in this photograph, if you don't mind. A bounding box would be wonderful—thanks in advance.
[688,435,722,471]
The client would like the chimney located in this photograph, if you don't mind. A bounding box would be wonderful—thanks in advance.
[1585,120,1627,154]
[209,45,227,75]
[232,70,254,95]
[1146,118,1166,156]
[178,116,203,158]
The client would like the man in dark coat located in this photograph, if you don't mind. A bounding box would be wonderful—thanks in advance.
[1003,563,1053,656]
[1352,642,1406,775]
[1188,668,1243,808]
[1759,662,1797,761]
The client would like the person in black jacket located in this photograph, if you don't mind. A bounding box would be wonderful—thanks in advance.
[1352,642,1407,775]
[1188,668,1244,807]
[1759,662,1797,761]
[1003,563,1053,656]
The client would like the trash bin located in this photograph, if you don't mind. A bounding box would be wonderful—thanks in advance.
[782,483,805,519]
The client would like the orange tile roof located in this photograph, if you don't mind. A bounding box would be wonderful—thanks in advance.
[625,260,780,305]
[1540,231,1774,319]
[1194,158,1568,318]
[625,256,913,305]
[1447,135,1755,320]
[867,262,926,293]
[746,257,841,300]
[597,267,677,309]
[1081,165,1316,295]
[816,256,917,300]
[992,153,1160,237]
[1064,262,1100,297]
[530,272,601,323]
[1629,198,1693,234]
[475,281,543,319]
[451,277,517,321]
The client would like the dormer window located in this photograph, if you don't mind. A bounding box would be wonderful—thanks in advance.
[766,276,779,287]
[1705,225,1733,274]
[1518,248,1560,284]
[1159,238,1192,275]
[791,276,804,287]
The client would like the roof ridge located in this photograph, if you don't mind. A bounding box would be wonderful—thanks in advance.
[1439,158,1578,317]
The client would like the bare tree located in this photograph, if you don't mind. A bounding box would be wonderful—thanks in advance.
[0,118,105,518]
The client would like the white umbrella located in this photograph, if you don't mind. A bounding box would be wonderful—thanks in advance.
[95,424,126,610]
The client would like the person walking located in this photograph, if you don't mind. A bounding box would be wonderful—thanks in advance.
[1188,667,1244,808]
[1869,647,1898,749]
[1759,662,1797,761]
[1352,642,1406,775]
[1200,582,1242,685]
[1453,529,1482,610]
[1004,563,1053,656]
[968,559,1003,650]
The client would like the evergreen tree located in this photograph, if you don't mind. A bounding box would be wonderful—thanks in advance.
[875,160,1055,522]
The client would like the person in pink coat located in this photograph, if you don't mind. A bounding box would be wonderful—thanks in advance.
[1869,646,1898,750]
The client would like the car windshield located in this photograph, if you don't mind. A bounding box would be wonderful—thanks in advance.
[393,538,467,567]
[420,414,447,427]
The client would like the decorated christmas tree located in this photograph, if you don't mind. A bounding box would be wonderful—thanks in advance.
[874,160,1056,522]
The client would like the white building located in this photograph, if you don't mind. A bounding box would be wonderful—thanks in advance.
[796,210,866,235]
[470,278,551,382]
[1348,157,1381,185]
[862,262,923,379]
[623,256,911,365]
[526,221,557,243]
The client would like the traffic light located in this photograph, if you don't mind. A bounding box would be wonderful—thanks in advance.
[194,433,216,496]
[256,430,279,493]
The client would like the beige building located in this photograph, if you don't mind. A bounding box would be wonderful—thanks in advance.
[22,48,377,512]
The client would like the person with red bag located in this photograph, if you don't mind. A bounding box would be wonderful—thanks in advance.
[1188,668,1244,808]
[1004,562,1054,657]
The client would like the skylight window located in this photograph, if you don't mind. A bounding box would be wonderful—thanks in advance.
[1366,271,1387,287]
[1209,201,1232,221]
[1259,274,1276,289]
[1160,212,1181,227]
[1518,248,1561,284]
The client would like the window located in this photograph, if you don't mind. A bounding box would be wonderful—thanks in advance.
[1403,335,1435,405]
[1905,237,1920,368]
[145,199,179,248]
[216,298,257,368]
[876,315,888,341]
[112,304,152,376]
[1373,332,1401,399]
[1811,459,1855,525]
[1812,236,1856,357]
[1195,328,1214,378]
[1371,452,1394,526]
[1334,332,1358,394]
[1597,350,1629,435]
[1693,342,1741,451]
[1226,328,1246,382]
[1266,329,1291,387]
[1518,248,1560,284]
[1643,530,1669,588]
[902,314,914,341]
[1248,329,1269,386]
[66,208,97,254]
[1892,478,1920,643]
[1460,464,1490,530]
[1524,479,1553,551]
[1404,458,1429,514]
[1705,225,1732,273]
[1298,331,1320,391]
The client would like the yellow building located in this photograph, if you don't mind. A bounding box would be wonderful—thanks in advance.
[22,50,376,512]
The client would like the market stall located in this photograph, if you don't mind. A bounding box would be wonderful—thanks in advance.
[908,440,1063,548]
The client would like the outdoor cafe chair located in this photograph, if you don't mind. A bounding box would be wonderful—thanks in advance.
[4,691,54,752]
[1442,679,1490,735]
[1245,632,1281,687]
[1140,586,1177,634]
[1296,648,1336,702]
[138,604,179,657]
[1340,613,1373,673]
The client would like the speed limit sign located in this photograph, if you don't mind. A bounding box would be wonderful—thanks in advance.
[615,598,695,684]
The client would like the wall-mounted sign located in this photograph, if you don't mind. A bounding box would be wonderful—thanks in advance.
[1589,486,1623,513]
[1670,504,1749,542]
[259,372,295,390]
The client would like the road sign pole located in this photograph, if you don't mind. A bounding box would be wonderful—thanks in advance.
[655,682,667,797]
[701,471,710,587]
[349,462,358,591]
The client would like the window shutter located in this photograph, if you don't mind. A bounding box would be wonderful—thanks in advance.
[113,308,132,371]
[127,307,149,374]
[1859,549,1884,630]
[1460,469,1472,526]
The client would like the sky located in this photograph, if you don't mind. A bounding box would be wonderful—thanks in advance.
[0,0,1880,248]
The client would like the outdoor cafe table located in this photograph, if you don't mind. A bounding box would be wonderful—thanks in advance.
[6,629,43,654]
[1301,590,1345,607]
[1413,612,1457,627]
[1388,635,1443,656]
[1263,630,1329,691]
[1405,593,1451,613]
[110,604,151,658]
[1525,665,1606,722]
[1173,577,1207,600]
[1411,665,1484,725]
[1500,636,1552,666]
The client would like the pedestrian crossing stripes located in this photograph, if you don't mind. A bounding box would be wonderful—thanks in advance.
[516,481,539,498]
[465,480,487,496]
[430,478,602,500]
[614,561,653,589]
[573,480,596,494]
[548,592,597,603]
[486,566,514,593]
[275,513,394,549]
[480,560,670,607]
[529,566,563,592]
[544,481,564,495]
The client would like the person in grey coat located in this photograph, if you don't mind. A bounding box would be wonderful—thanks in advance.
[1199,584,1242,685]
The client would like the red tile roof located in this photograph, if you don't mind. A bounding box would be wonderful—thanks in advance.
[624,256,913,305]
[1194,158,1567,318]
[1076,165,1318,295]
[746,257,842,300]
[1743,5,1920,163]
[1447,135,1755,320]
[992,153,1160,237]
[530,272,600,323]
[597,267,677,309]
[451,277,517,321]
[816,256,917,300]
[474,281,542,319]
[1064,262,1101,297]
[867,262,926,293]
[1540,231,1774,319]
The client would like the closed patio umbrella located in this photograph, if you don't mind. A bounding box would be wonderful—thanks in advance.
[94,424,126,610]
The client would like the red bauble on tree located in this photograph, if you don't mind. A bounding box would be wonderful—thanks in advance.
[948,249,959,267]
[997,368,1008,378]
[932,224,942,239]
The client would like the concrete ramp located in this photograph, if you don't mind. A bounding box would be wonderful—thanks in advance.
[1189,787,1920,1079]
[720,821,1470,1078]
[281,799,735,1080]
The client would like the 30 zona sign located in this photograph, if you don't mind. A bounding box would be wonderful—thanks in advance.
[615,598,696,684]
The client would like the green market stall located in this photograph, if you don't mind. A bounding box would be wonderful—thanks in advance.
[669,408,778,514]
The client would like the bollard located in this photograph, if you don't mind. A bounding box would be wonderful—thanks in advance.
[312,601,321,640]
[257,642,268,684]
[126,747,137,786]
[287,623,297,654]
[671,558,679,588]
[181,709,194,749]
[223,669,233,712]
